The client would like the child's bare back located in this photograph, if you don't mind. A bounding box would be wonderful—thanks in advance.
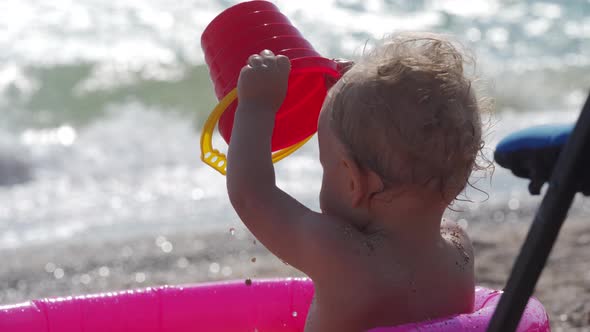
[304,219,474,332]
[226,32,486,331]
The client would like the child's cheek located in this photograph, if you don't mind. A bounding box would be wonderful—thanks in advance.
[319,172,336,214]
[319,171,344,215]
[319,177,329,213]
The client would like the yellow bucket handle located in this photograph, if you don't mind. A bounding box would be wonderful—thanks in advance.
[200,88,313,175]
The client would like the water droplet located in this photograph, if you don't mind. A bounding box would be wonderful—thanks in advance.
[177,257,189,268]
[209,262,220,274]
[98,266,110,277]
[56,126,76,146]
[191,188,204,200]
[53,268,64,279]
[135,272,146,283]
[80,274,92,284]
[221,266,232,277]
[229,228,235,236]
[292,311,298,317]
[508,198,520,210]
[161,241,173,253]
[45,262,56,273]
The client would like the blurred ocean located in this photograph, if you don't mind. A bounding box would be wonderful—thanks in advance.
[0,0,589,249]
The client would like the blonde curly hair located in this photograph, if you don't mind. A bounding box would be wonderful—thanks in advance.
[325,32,491,203]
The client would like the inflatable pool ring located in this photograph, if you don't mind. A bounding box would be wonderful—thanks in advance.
[0,278,549,331]
[494,123,589,195]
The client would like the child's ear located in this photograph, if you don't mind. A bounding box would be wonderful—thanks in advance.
[341,157,367,208]
[342,157,385,208]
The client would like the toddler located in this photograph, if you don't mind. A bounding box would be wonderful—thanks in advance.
[226,32,485,332]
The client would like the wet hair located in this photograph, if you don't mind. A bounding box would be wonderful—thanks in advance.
[326,32,491,203]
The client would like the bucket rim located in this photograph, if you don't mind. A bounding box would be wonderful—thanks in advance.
[201,1,280,44]
[204,23,305,65]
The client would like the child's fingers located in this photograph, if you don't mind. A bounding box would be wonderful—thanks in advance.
[261,49,274,57]
[276,55,291,73]
[248,54,264,68]
[247,50,288,73]
[260,49,277,69]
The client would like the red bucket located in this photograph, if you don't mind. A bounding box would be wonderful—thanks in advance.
[207,25,308,81]
[203,12,294,65]
[201,0,340,152]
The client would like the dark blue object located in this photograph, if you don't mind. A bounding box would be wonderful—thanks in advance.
[496,124,573,153]
[494,123,589,195]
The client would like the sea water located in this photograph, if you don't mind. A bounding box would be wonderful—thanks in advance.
[0,0,588,250]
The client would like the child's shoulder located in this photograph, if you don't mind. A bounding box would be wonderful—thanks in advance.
[441,219,471,242]
[440,218,474,271]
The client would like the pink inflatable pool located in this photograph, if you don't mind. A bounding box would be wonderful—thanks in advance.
[0,278,549,331]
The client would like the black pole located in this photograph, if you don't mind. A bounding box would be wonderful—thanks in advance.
[486,92,590,332]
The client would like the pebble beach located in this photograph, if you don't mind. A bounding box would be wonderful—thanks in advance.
[3,206,590,331]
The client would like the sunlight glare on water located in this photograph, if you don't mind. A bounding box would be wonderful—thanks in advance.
[0,0,588,249]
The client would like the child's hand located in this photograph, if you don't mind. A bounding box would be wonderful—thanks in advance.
[237,50,291,112]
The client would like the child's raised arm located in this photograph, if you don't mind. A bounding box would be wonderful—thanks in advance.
[226,50,360,279]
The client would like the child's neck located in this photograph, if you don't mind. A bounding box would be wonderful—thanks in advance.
[363,191,446,248]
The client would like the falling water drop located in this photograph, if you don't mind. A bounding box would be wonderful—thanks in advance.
[53,268,65,279]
